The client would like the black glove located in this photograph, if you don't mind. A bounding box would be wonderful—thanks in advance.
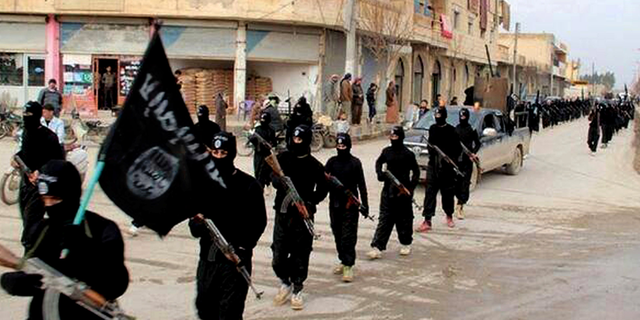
[1,272,43,297]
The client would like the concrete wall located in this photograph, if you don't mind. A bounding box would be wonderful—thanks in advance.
[247,61,318,105]
[1,0,346,30]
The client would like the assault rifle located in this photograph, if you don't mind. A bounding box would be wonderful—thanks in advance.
[324,173,374,221]
[255,133,316,238]
[420,136,464,177]
[14,155,32,175]
[202,218,264,299]
[0,244,134,320]
[459,142,483,174]
[382,168,423,211]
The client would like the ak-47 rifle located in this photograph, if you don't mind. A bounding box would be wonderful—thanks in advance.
[324,173,374,221]
[202,218,264,299]
[382,167,423,211]
[420,136,465,177]
[0,244,134,320]
[14,155,32,175]
[254,133,316,238]
[459,142,483,174]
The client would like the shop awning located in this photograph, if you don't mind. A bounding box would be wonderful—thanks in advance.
[0,22,46,53]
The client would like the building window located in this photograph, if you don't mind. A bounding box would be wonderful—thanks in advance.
[453,11,461,30]
[413,56,424,103]
[27,57,45,87]
[481,29,486,39]
[464,64,470,87]
[0,53,24,86]
[468,18,474,35]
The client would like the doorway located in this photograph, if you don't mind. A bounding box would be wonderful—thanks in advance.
[395,59,404,111]
[93,58,119,111]
[431,60,441,106]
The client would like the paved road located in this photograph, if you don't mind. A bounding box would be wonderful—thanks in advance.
[1,117,639,319]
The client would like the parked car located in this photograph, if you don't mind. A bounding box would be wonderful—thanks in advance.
[404,106,532,191]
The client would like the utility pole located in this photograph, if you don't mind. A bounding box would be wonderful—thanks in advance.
[591,62,595,97]
[512,22,520,97]
[344,0,357,76]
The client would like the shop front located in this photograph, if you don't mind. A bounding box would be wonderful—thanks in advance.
[59,18,149,116]
[0,16,47,108]
[160,20,237,113]
[245,24,321,106]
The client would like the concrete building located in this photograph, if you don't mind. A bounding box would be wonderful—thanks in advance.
[0,0,523,118]
[498,33,569,98]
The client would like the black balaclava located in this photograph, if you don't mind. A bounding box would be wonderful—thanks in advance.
[37,160,82,225]
[459,108,470,126]
[211,132,237,178]
[336,133,352,159]
[435,107,448,126]
[390,126,405,150]
[23,101,43,131]
[197,105,210,123]
[260,112,271,126]
[290,125,312,157]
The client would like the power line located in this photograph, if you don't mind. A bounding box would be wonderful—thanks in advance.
[315,0,327,26]
[255,1,296,21]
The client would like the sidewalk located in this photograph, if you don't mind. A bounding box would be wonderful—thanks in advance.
[90,110,393,144]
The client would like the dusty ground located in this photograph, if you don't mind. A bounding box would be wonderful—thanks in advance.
[1,117,639,320]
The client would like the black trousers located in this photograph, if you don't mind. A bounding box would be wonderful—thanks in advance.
[271,211,313,293]
[601,125,613,144]
[371,189,413,251]
[18,179,44,249]
[329,205,359,266]
[588,126,599,152]
[195,250,250,320]
[455,161,473,205]
[423,165,455,219]
[103,86,115,110]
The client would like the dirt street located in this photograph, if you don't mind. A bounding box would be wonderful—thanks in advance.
[1,117,639,320]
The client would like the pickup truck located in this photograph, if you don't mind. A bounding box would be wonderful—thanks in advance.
[404,106,531,190]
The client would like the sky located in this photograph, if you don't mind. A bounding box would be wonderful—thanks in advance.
[507,0,640,89]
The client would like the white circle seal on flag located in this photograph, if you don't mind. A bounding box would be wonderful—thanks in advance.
[126,147,180,200]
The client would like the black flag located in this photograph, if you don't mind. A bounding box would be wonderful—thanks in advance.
[99,30,226,236]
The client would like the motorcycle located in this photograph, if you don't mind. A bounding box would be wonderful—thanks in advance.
[69,109,112,143]
[1,126,89,206]
[0,109,23,140]
[237,127,287,157]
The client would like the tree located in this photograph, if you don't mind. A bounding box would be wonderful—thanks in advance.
[580,71,616,91]
[357,0,413,88]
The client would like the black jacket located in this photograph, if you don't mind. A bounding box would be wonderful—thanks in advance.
[455,123,481,154]
[189,170,267,261]
[193,119,221,148]
[428,123,462,170]
[375,145,420,196]
[18,126,64,174]
[274,151,328,215]
[325,154,368,210]
[2,211,129,320]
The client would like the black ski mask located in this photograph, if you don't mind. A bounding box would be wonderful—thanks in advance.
[197,105,210,123]
[260,112,271,125]
[434,107,448,126]
[459,108,470,126]
[390,126,405,150]
[23,101,43,131]
[211,132,237,178]
[37,160,82,225]
[290,125,312,157]
[336,133,352,159]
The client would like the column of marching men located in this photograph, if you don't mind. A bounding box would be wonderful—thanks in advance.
[0,99,489,319]
[3,95,634,319]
